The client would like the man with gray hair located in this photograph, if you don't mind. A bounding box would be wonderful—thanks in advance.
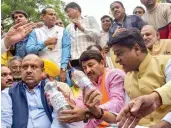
[8,56,22,82]
[140,0,171,39]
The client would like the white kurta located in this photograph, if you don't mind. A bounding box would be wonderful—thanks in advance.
[35,25,64,67]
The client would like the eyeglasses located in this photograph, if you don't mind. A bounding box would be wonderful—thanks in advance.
[134,11,143,14]
[56,22,63,25]
[102,20,111,23]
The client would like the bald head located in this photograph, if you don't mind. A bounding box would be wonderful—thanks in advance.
[142,25,158,34]
[22,54,44,68]
[21,54,44,89]
[141,25,159,50]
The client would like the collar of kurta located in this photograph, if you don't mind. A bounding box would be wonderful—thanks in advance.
[138,53,152,72]
[147,40,161,54]
[23,81,42,92]
[101,30,109,34]
[42,25,56,30]
[91,68,106,86]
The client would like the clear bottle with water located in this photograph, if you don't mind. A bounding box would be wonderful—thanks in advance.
[71,68,95,91]
[44,81,71,112]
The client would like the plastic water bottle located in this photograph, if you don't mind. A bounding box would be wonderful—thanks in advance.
[44,81,71,112]
[71,68,95,91]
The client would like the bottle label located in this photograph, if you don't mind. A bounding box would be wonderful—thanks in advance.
[78,77,93,89]
[50,91,69,111]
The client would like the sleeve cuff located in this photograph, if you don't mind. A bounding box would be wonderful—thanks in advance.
[60,63,68,69]
[162,112,171,124]
[82,28,89,35]
[41,42,46,49]
[1,38,9,53]
[155,82,171,105]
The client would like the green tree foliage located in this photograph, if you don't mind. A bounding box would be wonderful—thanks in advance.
[1,0,69,30]
[158,0,165,2]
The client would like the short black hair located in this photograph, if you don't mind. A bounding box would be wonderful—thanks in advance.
[110,1,124,9]
[11,10,28,20]
[108,28,147,53]
[87,45,103,52]
[64,2,82,13]
[79,50,104,67]
[41,7,53,15]
[100,15,113,23]
[133,6,145,14]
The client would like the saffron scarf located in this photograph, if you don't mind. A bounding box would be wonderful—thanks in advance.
[98,69,110,128]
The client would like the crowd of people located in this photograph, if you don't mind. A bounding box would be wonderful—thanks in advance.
[1,0,171,128]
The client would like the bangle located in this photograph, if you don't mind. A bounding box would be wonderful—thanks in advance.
[94,108,104,119]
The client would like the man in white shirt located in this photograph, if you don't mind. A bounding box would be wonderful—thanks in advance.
[26,7,71,82]
[64,2,100,69]
[99,15,113,56]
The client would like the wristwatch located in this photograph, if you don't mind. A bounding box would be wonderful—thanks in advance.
[61,68,67,72]
[83,109,91,123]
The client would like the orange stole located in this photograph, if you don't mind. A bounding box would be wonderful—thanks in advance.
[98,69,110,128]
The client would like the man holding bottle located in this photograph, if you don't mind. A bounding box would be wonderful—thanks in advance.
[1,54,54,127]
[58,50,126,128]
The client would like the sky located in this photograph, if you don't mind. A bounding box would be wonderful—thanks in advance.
[63,0,144,26]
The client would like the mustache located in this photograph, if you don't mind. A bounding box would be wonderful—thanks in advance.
[114,11,120,14]
[6,79,13,84]
[26,75,33,77]
[87,72,94,76]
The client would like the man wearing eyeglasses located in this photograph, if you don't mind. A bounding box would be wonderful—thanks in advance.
[133,6,145,17]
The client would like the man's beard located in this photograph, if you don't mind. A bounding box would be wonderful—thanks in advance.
[13,75,22,82]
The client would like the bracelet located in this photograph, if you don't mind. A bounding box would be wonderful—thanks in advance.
[83,109,91,123]
[94,108,104,119]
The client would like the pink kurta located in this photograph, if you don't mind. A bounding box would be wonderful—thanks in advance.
[75,68,126,128]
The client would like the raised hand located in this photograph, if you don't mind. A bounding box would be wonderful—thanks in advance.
[71,19,84,31]
[103,45,110,54]
[4,22,35,49]
[112,28,126,37]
